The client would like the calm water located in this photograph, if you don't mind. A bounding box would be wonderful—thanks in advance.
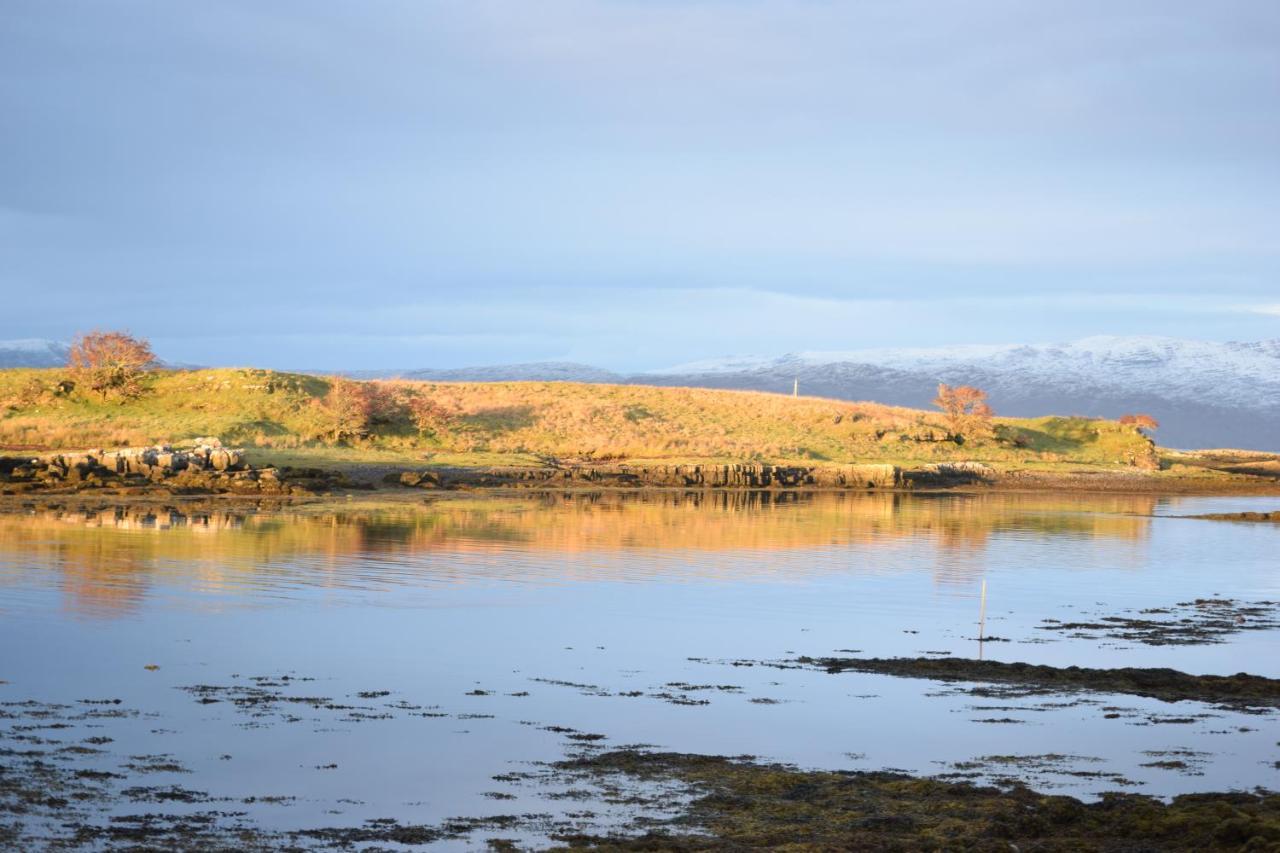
[1,491,1278,846]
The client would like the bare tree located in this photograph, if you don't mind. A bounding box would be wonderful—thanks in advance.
[933,383,994,441]
[67,330,156,400]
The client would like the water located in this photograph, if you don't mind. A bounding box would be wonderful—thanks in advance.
[1,491,1277,847]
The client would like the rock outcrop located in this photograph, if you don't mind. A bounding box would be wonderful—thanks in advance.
[902,462,996,487]
[0,443,344,496]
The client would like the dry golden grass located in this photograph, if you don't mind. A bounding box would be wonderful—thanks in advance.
[0,367,1157,469]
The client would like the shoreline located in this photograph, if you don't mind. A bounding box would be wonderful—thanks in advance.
[2,465,1278,503]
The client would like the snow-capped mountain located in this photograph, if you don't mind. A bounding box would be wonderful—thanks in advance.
[657,337,1280,414]
[0,339,70,368]
[381,337,1280,451]
[644,337,1280,451]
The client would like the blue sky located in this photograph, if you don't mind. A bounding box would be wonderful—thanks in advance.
[2,1,1278,369]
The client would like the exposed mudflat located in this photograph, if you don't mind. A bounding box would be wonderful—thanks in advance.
[544,750,1280,851]
[786,656,1280,710]
[1036,598,1280,646]
[3,683,1277,850]
[1191,510,1280,522]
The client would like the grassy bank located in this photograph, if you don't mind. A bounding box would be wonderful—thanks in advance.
[1,367,1164,469]
[5,366,1278,492]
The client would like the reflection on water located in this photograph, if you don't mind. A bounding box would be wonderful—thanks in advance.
[0,492,1159,618]
[0,489,1278,844]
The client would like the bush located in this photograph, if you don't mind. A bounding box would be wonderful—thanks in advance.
[408,394,455,437]
[364,382,408,427]
[67,330,156,400]
[1119,413,1159,432]
[312,379,375,444]
[933,384,994,443]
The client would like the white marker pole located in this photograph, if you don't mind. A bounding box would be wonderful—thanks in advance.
[978,579,987,643]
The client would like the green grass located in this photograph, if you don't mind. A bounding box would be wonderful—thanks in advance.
[0,367,1161,472]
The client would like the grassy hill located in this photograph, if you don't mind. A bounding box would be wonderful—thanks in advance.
[0,367,1161,474]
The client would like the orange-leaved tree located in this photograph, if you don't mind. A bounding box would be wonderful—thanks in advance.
[933,383,994,442]
[1119,413,1159,433]
[314,379,375,443]
[408,394,455,438]
[66,330,156,400]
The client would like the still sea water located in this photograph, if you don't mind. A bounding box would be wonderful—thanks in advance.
[1,491,1277,846]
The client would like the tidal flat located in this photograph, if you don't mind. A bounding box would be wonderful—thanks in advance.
[1,491,1278,849]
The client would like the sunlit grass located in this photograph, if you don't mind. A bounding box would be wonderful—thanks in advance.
[0,367,1160,471]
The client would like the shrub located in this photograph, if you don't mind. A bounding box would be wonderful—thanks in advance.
[1119,413,1159,432]
[933,384,994,442]
[364,382,408,427]
[313,379,374,443]
[67,330,156,400]
[408,394,455,437]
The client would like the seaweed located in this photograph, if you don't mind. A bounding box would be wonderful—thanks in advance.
[794,655,1280,710]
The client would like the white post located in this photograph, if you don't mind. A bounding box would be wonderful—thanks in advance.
[978,579,987,642]
[793,377,798,397]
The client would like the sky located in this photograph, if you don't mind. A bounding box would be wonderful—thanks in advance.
[2,0,1278,370]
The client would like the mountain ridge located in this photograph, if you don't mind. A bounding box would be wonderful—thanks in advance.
[396,337,1280,451]
[0,339,70,368]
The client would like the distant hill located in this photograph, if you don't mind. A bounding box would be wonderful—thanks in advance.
[397,362,620,383]
[375,337,1280,452]
[0,339,69,368]
[0,339,206,372]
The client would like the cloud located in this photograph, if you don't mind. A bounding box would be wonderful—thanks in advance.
[2,1,1279,363]
[140,287,1278,371]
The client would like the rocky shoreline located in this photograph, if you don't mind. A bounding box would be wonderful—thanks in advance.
[395,461,1280,494]
[4,447,1279,499]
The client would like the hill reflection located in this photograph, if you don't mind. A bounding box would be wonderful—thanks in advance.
[0,492,1159,617]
